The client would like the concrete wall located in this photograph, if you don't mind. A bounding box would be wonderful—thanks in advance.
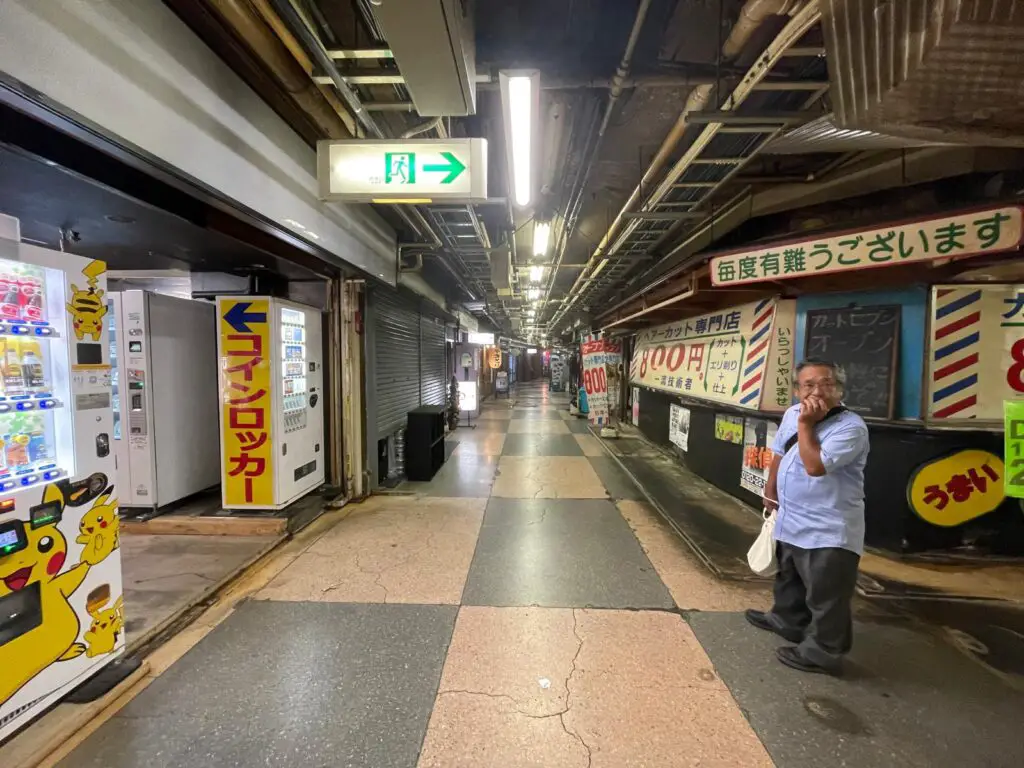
[0,0,397,281]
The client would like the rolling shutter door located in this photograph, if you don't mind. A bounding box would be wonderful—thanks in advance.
[373,288,420,438]
[419,313,446,406]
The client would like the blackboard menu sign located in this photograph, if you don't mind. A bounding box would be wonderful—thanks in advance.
[804,305,900,419]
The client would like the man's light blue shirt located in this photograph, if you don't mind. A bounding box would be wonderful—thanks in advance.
[772,404,870,555]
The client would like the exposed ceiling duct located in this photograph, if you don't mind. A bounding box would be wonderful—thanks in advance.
[765,114,948,153]
[824,0,1024,146]
[370,0,477,116]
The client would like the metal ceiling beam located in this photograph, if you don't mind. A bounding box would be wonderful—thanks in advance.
[685,110,814,125]
[363,101,416,112]
[326,48,393,59]
[752,80,830,91]
[553,1,822,328]
[781,46,826,57]
[623,212,706,221]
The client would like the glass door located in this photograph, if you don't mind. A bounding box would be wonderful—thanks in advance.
[108,298,121,441]
[280,307,307,433]
[0,257,72,493]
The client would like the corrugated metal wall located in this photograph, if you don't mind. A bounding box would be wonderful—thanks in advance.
[419,312,447,406]
[371,287,450,438]
[372,288,422,438]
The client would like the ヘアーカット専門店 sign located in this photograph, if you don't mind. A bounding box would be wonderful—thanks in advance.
[709,207,1023,287]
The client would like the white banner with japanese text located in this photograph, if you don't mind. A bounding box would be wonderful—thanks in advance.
[927,284,1024,422]
[629,298,795,412]
[710,207,1023,287]
[582,339,621,427]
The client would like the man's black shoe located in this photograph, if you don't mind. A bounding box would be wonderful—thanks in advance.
[776,646,833,675]
[744,609,803,644]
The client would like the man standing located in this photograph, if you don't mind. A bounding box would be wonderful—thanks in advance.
[746,358,870,674]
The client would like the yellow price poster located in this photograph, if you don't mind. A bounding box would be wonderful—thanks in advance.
[218,298,274,506]
[907,449,1006,527]
[714,414,743,444]
[1005,401,1024,499]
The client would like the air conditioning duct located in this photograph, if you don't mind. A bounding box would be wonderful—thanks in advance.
[372,0,477,116]
[824,0,1024,146]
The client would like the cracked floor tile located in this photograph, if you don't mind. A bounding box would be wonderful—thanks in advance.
[420,607,771,768]
[255,497,485,604]
[492,456,607,499]
[617,500,771,612]
[565,609,773,767]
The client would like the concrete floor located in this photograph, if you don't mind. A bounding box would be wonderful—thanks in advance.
[59,382,1024,768]
[120,533,281,646]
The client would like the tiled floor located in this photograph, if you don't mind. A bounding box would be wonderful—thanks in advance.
[55,382,1024,767]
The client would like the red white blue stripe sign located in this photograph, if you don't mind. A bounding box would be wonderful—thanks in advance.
[927,284,1024,421]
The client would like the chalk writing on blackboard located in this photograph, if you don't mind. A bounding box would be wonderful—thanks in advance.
[805,305,900,419]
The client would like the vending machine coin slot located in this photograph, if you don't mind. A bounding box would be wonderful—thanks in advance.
[127,371,147,436]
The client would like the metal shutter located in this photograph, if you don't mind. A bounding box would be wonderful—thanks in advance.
[419,313,446,406]
[373,288,421,438]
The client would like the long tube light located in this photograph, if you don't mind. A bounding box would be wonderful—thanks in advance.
[508,77,532,206]
[500,70,540,209]
[533,221,550,256]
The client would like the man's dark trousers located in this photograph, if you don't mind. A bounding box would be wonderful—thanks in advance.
[767,541,860,670]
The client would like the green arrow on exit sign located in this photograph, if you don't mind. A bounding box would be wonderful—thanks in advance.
[423,152,466,184]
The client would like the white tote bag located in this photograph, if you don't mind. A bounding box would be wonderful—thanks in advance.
[747,508,778,576]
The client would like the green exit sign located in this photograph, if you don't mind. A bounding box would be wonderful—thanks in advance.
[318,138,488,203]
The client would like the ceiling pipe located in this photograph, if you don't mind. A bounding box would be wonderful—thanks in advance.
[723,0,805,59]
[401,116,444,139]
[204,0,354,138]
[268,0,384,139]
[539,0,654,317]
[554,0,819,326]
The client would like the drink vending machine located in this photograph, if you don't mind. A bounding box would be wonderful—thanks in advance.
[216,296,324,510]
[0,238,121,742]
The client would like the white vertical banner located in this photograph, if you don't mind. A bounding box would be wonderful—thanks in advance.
[581,339,621,427]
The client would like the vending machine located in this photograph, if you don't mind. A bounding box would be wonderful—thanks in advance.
[0,238,121,742]
[216,296,324,510]
[109,290,220,511]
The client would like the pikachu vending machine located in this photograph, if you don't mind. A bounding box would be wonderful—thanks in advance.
[0,233,121,742]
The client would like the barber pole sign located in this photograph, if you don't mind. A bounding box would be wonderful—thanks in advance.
[630,298,796,412]
[927,284,1024,422]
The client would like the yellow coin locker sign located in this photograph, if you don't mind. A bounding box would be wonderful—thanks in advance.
[219,298,274,506]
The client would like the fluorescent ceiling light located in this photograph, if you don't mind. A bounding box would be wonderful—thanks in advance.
[526,288,541,300]
[529,265,545,282]
[508,75,533,207]
[533,221,550,256]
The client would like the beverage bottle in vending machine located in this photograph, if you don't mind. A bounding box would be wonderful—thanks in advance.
[5,433,29,467]
[28,430,51,463]
[19,274,45,322]
[1,339,23,396]
[0,273,21,319]
[20,340,45,392]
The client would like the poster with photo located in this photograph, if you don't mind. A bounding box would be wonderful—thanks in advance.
[669,404,690,452]
[740,417,778,494]
[714,414,744,444]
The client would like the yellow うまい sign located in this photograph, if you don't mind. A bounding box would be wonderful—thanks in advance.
[218,298,274,507]
[907,449,1006,527]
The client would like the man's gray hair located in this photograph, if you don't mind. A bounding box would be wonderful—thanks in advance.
[793,358,847,391]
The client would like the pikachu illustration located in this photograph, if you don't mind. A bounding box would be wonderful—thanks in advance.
[0,474,114,707]
[76,487,119,567]
[66,260,107,342]
[83,588,124,658]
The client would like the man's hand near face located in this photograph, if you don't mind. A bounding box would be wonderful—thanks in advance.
[799,396,829,425]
